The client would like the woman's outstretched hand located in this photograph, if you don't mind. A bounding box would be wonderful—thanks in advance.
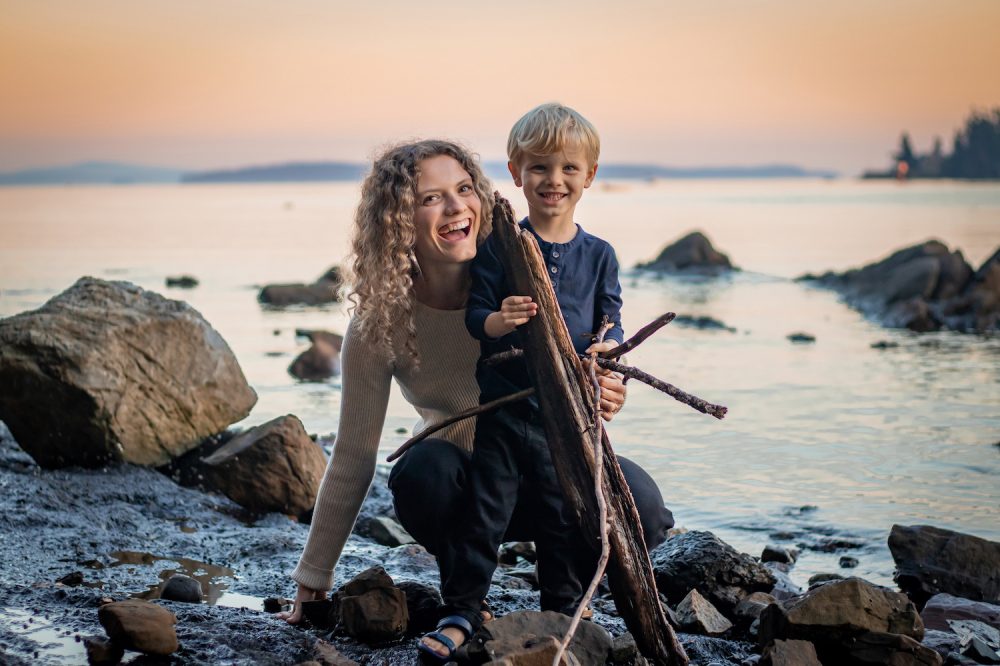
[275,583,327,624]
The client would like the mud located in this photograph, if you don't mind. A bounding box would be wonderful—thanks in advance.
[0,422,755,664]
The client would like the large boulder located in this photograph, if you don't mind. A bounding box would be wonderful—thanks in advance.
[0,277,256,468]
[758,577,925,664]
[97,599,178,656]
[164,414,326,516]
[921,593,1000,633]
[889,524,1000,607]
[259,266,343,306]
[636,231,736,273]
[650,531,775,615]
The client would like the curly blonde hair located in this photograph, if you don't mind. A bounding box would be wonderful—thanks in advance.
[349,139,494,365]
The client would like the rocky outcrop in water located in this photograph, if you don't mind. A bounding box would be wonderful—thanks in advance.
[289,330,343,381]
[0,277,256,468]
[259,266,343,307]
[889,524,1000,607]
[799,240,1000,333]
[636,231,737,274]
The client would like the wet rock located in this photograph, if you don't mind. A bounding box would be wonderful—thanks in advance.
[499,541,538,565]
[160,573,202,603]
[263,596,290,613]
[761,546,796,564]
[734,592,776,632]
[764,562,803,601]
[97,598,178,656]
[167,414,327,516]
[672,315,736,332]
[921,594,1000,633]
[651,530,776,615]
[57,571,85,586]
[760,639,821,666]
[845,631,943,665]
[0,277,256,468]
[165,275,199,288]
[484,636,580,665]
[758,577,924,663]
[479,610,612,666]
[334,566,408,643]
[313,638,359,665]
[889,525,1000,607]
[289,334,342,381]
[84,635,125,665]
[681,634,756,665]
[609,631,638,663]
[808,572,844,587]
[840,556,860,568]
[803,536,865,552]
[396,580,442,634]
[786,332,815,344]
[259,266,343,306]
[301,599,337,629]
[872,340,900,349]
[361,516,415,547]
[676,588,733,636]
[962,635,1000,664]
[636,231,736,274]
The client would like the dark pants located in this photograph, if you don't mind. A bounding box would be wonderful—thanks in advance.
[388,412,674,629]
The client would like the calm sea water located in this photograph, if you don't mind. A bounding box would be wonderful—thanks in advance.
[1,179,998,588]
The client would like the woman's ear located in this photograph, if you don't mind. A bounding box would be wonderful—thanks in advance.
[507,161,523,187]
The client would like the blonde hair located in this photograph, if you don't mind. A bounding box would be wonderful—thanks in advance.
[349,140,494,365]
[507,102,601,167]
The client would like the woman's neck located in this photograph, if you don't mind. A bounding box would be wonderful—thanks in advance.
[412,262,469,310]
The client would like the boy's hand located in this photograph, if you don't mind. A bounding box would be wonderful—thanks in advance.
[585,340,618,356]
[484,296,537,338]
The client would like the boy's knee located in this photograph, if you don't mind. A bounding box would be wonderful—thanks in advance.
[616,456,674,550]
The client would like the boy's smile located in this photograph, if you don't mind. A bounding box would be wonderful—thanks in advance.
[508,143,597,229]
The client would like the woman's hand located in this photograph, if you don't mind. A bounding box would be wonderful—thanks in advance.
[275,583,327,624]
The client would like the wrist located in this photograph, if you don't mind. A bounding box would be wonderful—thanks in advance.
[484,312,513,339]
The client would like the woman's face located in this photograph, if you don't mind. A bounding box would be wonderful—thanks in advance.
[412,155,482,270]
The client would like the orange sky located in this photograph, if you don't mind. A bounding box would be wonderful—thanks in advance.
[1,0,998,174]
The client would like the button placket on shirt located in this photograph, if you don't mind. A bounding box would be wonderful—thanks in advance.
[548,246,562,289]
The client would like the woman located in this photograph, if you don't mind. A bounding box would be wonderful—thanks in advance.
[277,140,673,635]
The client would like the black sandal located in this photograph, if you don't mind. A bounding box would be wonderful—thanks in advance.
[417,614,474,664]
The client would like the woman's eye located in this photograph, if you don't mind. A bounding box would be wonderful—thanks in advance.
[423,194,439,204]
[459,184,473,193]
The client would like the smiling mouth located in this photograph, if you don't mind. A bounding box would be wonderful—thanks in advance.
[438,219,472,241]
[540,192,567,203]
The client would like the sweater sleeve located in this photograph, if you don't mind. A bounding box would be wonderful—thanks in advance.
[596,243,625,345]
[465,235,507,341]
[291,317,392,591]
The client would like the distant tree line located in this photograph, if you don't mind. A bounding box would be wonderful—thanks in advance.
[864,107,1000,180]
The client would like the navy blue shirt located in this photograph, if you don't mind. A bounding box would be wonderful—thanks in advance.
[465,218,624,404]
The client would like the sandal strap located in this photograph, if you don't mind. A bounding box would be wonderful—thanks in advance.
[436,614,474,638]
[423,630,457,652]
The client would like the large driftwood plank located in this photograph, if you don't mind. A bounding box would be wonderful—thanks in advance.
[490,196,688,665]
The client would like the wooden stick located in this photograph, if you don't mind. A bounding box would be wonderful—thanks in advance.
[596,358,728,420]
[385,388,534,462]
[598,312,676,359]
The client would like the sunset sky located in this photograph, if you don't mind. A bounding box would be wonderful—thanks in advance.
[1,0,998,175]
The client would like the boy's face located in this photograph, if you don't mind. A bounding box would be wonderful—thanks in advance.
[507,142,597,222]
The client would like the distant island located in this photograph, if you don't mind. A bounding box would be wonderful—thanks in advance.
[0,160,838,186]
[863,107,1000,180]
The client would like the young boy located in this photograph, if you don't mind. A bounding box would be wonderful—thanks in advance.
[419,103,623,661]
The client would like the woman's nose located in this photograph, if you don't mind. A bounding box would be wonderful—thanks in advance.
[444,192,467,214]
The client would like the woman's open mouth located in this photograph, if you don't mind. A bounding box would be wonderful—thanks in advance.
[438,219,472,242]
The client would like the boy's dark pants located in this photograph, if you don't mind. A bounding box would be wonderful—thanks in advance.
[437,405,586,628]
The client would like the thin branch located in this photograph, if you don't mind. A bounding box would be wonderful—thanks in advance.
[598,312,676,359]
[595,358,728,420]
[385,388,535,462]
[482,349,524,367]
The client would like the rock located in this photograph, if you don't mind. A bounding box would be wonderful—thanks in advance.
[83,635,125,665]
[651,530,776,615]
[672,315,736,332]
[159,573,202,603]
[479,610,612,666]
[760,639,821,666]
[758,577,924,664]
[165,275,199,288]
[259,266,342,306]
[0,277,256,468]
[734,592,776,631]
[676,588,733,636]
[807,572,845,587]
[609,632,638,663]
[764,562,803,601]
[361,516,415,547]
[57,571,85,586]
[921,594,1000,633]
[499,541,538,565]
[484,636,580,666]
[334,566,408,643]
[845,631,944,665]
[962,635,1000,664]
[786,332,815,344]
[872,340,900,349]
[289,337,341,381]
[636,231,736,273]
[167,414,327,516]
[97,599,178,656]
[313,639,360,666]
[396,580,442,635]
[841,556,860,568]
[301,599,337,629]
[889,525,1000,606]
[263,596,290,613]
[761,546,796,564]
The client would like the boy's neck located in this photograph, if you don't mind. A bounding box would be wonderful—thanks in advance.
[525,207,578,244]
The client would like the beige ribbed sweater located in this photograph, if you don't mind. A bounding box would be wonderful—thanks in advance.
[291,301,480,591]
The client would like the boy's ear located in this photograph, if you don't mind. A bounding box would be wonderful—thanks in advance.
[584,163,599,188]
[507,161,523,187]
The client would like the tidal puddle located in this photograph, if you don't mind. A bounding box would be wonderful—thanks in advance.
[0,608,90,664]
[107,550,264,611]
